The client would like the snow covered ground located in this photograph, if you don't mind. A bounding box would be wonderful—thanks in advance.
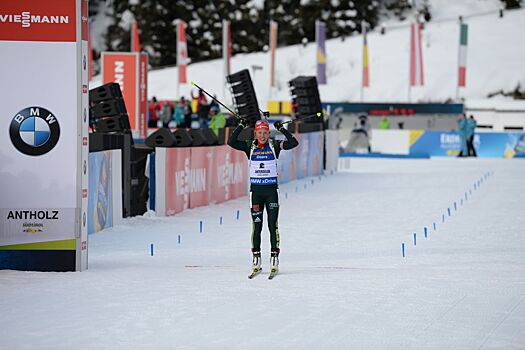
[1,158,525,349]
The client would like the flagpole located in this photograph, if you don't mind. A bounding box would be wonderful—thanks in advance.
[176,20,180,99]
[456,18,462,101]
[361,20,365,103]
[222,19,228,101]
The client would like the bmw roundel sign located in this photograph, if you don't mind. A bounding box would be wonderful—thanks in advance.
[9,107,60,156]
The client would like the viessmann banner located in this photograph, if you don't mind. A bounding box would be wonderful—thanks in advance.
[102,51,148,139]
[0,0,89,271]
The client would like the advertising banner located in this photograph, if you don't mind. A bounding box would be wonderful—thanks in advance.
[88,150,123,234]
[212,146,248,204]
[188,147,213,209]
[277,143,297,184]
[228,148,249,200]
[307,132,324,177]
[294,133,309,179]
[102,52,148,138]
[165,148,191,215]
[0,0,88,271]
[409,131,525,158]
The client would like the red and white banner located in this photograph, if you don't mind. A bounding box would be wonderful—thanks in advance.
[212,146,248,204]
[176,20,188,84]
[156,146,248,216]
[165,148,191,215]
[102,52,148,138]
[409,22,424,86]
[188,148,213,209]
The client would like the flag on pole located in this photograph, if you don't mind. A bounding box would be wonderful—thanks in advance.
[131,19,140,52]
[409,22,424,86]
[362,23,369,87]
[269,20,278,88]
[316,20,326,84]
[177,20,188,84]
[222,19,231,76]
[458,23,468,87]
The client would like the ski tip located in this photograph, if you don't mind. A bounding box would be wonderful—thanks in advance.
[316,112,322,117]
[190,81,196,86]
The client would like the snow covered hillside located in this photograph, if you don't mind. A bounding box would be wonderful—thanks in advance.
[1,158,524,349]
[137,5,525,107]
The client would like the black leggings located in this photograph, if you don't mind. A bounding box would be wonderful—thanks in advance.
[250,187,280,253]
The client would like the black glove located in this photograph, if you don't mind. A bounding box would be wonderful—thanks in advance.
[238,118,248,128]
[274,121,285,131]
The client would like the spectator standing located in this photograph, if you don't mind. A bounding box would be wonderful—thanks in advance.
[209,106,226,136]
[378,116,390,130]
[467,115,477,157]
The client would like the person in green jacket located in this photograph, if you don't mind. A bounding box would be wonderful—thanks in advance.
[228,119,298,278]
[378,116,390,130]
[209,106,225,136]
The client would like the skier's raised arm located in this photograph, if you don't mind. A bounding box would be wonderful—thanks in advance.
[273,121,298,150]
[227,119,249,152]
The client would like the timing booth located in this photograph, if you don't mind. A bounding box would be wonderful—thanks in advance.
[0,0,89,271]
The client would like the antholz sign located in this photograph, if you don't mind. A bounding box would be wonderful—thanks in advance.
[0,0,89,272]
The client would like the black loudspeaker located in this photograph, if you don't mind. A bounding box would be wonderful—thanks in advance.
[188,129,206,146]
[89,82,123,104]
[173,129,193,147]
[286,121,323,133]
[145,128,177,147]
[227,69,260,127]
[289,76,323,124]
[91,99,127,117]
[145,128,194,147]
[201,128,218,146]
[95,116,125,133]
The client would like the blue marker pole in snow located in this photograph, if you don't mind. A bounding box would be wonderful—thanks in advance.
[236,210,240,220]
[178,235,181,244]
[402,243,405,257]
[433,222,436,231]
[220,217,223,225]
[200,221,203,233]
[465,192,468,201]
[311,179,314,185]
[454,202,457,211]
[442,214,445,223]
[150,243,154,256]
[448,208,451,217]
[424,227,428,238]
[460,198,463,206]
[285,192,288,199]
[413,233,417,246]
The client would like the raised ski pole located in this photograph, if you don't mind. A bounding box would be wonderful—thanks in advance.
[191,81,249,122]
[281,112,323,125]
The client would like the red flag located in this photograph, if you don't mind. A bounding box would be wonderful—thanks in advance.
[131,19,140,52]
[177,20,188,84]
[410,22,424,86]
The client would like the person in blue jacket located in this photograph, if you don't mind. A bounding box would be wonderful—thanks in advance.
[466,115,477,157]
[457,114,469,157]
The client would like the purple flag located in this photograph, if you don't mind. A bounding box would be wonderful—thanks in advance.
[316,20,326,84]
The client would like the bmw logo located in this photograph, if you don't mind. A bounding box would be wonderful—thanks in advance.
[10,107,60,156]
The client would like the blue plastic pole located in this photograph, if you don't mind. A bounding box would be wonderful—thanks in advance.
[220,217,223,225]
[200,221,203,233]
[402,243,405,257]
[448,208,451,217]
[454,202,457,211]
[424,227,428,238]
[442,214,445,223]
[433,222,436,231]
[413,233,417,246]
[178,235,181,244]
[150,243,154,256]
[236,210,240,220]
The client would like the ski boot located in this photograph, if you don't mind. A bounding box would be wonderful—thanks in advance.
[269,250,279,279]
[248,250,262,279]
